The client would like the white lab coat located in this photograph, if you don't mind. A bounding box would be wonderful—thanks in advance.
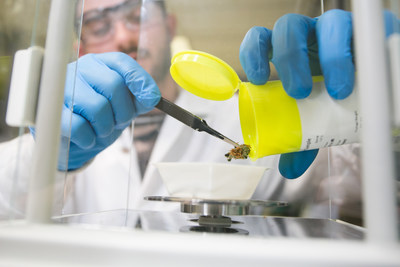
[0,89,363,225]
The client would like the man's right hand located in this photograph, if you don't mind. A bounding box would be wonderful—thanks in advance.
[59,52,161,171]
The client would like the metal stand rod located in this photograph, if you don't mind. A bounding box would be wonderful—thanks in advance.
[26,0,75,223]
[352,0,398,243]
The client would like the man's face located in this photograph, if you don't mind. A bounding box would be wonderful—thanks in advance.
[78,0,174,83]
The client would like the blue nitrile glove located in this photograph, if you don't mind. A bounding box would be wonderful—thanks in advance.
[240,9,400,179]
[240,9,354,100]
[58,52,161,171]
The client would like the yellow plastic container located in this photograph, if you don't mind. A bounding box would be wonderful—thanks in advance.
[170,50,359,160]
[238,81,302,158]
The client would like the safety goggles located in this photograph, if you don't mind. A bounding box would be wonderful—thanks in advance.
[79,0,148,45]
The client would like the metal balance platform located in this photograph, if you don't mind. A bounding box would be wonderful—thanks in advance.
[144,196,288,235]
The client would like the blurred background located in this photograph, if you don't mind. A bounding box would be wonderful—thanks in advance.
[3,0,398,142]
[0,0,50,141]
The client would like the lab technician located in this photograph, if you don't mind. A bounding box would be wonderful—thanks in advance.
[0,1,364,226]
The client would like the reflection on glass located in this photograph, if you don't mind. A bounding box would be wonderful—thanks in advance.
[0,0,81,221]
[55,0,365,233]
[0,0,383,239]
[0,0,51,220]
[387,0,400,234]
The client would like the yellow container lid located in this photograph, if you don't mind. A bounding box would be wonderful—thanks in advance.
[170,50,240,100]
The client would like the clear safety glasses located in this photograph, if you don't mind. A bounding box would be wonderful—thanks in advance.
[79,0,156,45]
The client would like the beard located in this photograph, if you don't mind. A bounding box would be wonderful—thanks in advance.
[120,38,173,117]
[120,40,171,85]
[145,46,171,84]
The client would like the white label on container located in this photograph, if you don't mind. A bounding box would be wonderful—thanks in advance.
[297,80,360,151]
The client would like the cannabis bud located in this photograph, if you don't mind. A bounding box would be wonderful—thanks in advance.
[225,144,251,161]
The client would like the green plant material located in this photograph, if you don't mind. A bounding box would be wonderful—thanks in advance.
[225,144,251,161]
